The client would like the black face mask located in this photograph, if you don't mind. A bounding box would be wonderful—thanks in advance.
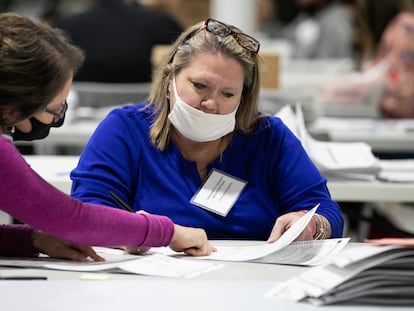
[12,115,65,141]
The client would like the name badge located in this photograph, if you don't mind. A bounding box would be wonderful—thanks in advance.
[191,169,247,216]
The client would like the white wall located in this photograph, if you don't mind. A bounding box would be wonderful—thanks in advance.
[210,0,257,35]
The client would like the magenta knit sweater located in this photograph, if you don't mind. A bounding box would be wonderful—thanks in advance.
[0,136,174,257]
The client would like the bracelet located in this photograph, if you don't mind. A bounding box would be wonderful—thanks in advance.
[299,210,316,236]
[312,214,329,240]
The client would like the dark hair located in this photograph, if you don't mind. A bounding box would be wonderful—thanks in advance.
[0,13,85,126]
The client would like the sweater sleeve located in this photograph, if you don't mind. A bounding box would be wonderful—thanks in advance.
[0,224,36,257]
[267,117,344,238]
[0,137,174,248]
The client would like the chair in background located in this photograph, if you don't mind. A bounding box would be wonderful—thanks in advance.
[71,81,152,108]
[69,81,152,121]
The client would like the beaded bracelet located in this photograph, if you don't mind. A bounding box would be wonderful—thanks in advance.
[299,210,316,236]
[313,214,329,240]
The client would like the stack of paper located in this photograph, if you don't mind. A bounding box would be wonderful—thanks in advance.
[266,240,414,306]
[377,159,414,182]
[154,205,349,266]
[275,104,381,180]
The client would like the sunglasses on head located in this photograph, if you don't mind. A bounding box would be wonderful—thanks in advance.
[202,18,260,55]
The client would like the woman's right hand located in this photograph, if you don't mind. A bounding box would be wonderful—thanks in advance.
[169,224,216,256]
[32,230,104,262]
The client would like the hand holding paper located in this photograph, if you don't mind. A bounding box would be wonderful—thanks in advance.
[191,204,320,262]
[267,210,315,243]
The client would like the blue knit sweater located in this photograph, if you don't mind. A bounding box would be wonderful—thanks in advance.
[71,103,343,240]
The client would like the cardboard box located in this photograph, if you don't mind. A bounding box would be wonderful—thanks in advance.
[151,0,210,28]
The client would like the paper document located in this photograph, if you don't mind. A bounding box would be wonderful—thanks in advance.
[0,247,223,278]
[153,238,349,266]
[254,238,349,266]
[377,159,414,182]
[266,243,414,306]
[153,204,349,266]
[307,139,379,173]
[193,204,319,262]
[276,104,380,177]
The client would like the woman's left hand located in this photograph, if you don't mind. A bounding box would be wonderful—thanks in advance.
[266,211,314,243]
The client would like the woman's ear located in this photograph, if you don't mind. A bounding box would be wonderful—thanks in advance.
[14,118,33,133]
[0,106,20,126]
[167,79,173,98]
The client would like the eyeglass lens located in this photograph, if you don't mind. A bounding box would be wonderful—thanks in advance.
[204,19,260,54]
[44,100,68,122]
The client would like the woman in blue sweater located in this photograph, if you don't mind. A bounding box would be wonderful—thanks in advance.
[71,18,343,242]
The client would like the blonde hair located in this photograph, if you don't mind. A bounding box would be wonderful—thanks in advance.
[147,20,262,150]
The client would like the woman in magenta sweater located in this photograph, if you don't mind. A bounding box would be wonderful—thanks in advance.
[0,13,214,260]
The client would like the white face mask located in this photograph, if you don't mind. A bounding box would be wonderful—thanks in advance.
[168,77,238,142]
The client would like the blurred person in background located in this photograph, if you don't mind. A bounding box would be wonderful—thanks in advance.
[0,0,58,22]
[353,0,414,67]
[55,0,183,83]
[320,0,414,118]
[259,0,354,59]
[352,0,414,118]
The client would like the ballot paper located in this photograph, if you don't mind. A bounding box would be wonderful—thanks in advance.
[266,242,414,306]
[152,204,349,266]
[0,248,223,278]
[195,204,320,262]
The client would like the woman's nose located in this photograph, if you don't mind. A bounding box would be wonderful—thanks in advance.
[200,96,219,114]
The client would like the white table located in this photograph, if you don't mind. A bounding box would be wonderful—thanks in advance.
[327,178,414,202]
[0,242,406,311]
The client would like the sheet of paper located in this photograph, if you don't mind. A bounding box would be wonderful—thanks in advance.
[377,159,414,182]
[0,248,223,278]
[307,140,380,172]
[254,238,349,266]
[275,104,380,175]
[153,237,349,267]
[188,204,319,262]
[118,254,223,278]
